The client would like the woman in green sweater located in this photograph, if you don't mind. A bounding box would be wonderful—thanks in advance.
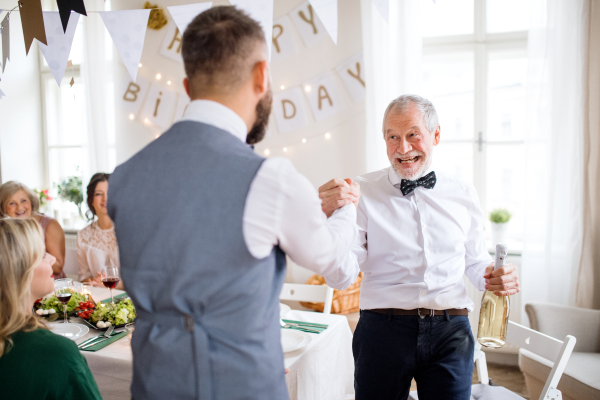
[0,218,102,399]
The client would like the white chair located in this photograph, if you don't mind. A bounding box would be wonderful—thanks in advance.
[409,321,576,400]
[279,283,334,314]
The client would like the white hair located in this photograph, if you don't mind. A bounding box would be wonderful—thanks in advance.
[382,94,439,135]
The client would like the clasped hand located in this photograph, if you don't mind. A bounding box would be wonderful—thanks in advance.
[318,178,361,218]
[483,263,520,296]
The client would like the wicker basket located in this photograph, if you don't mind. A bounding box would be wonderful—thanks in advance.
[300,272,363,315]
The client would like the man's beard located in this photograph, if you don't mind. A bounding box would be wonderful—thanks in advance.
[246,88,273,145]
[390,150,432,180]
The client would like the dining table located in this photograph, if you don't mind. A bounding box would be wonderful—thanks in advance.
[49,286,355,400]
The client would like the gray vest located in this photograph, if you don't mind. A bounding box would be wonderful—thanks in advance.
[107,121,288,400]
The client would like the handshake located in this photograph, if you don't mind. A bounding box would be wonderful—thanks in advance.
[318,178,361,218]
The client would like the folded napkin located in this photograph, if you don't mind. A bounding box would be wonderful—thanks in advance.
[282,319,328,334]
[100,293,129,304]
[80,329,129,352]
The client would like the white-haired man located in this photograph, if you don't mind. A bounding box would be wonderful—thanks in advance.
[319,94,520,400]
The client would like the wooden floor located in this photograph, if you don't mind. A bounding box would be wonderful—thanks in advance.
[409,363,530,398]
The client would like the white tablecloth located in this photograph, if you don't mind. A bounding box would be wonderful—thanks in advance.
[55,287,355,400]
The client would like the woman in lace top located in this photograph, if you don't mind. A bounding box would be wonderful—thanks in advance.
[0,181,66,278]
[77,173,122,288]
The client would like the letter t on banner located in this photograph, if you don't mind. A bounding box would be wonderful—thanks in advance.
[308,0,337,44]
[229,0,274,59]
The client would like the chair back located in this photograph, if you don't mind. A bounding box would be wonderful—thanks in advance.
[279,283,334,314]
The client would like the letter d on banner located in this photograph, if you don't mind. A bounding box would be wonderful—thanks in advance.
[273,87,309,133]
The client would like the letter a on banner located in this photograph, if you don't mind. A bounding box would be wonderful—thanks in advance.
[99,9,151,81]
[229,0,274,59]
[167,2,212,36]
[307,0,337,44]
[38,12,80,87]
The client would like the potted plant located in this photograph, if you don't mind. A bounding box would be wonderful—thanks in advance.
[55,176,84,218]
[489,208,512,245]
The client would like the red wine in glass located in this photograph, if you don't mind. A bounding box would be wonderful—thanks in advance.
[57,293,72,305]
[101,277,120,289]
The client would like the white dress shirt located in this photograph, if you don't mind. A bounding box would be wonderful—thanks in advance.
[180,100,357,275]
[325,167,493,312]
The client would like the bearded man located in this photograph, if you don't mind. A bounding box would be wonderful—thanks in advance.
[107,7,358,400]
[319,94,520,400]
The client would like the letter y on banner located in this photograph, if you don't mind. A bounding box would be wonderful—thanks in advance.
[99,10,151,81]
[229,0,274,59]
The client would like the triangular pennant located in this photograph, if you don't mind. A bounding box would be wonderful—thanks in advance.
[229,0,274,59]
[167,2,212,36]
[308,0,337,44]
[1,13,9,73]
[99,10,151,81]
[0,88,5,100]
[38,12,80,87]
[372,0,389,24]
[56,0,87,33]
[19,0,47,55]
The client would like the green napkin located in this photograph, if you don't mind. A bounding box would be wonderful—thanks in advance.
[80,330,129,352]
[282,319,328,334]
[100,293,129,304]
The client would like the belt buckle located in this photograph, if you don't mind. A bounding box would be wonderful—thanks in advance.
[418,308,426,319]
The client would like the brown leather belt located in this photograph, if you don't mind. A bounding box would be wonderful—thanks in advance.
[367,308,468,318]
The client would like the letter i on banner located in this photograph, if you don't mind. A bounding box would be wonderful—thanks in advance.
[273,87,309,133]
[335,52,366,102]
[289,1,327,47]
[140,84,177,129]
[271,15,298,62]
[121,75,150,117]
[303,71,345,121]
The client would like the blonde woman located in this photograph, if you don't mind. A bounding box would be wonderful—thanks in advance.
[0,219,101,399]
[0,181,66,277]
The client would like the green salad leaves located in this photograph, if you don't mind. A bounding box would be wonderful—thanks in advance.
[88,299,136,326]
[38,292,86,315]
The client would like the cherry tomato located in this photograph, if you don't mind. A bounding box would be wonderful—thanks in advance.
[79,302,85,307]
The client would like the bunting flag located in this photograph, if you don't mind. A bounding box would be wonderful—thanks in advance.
[229,0,274,59]
[99,9,151,81]
[1,13,9,73]
[19,0,47,55]
[167,2,212,36]
[56,0,87,33]
[307,0,337,44]
[0,88,4,99]
[38,12,80,87]
[372,0,389,24]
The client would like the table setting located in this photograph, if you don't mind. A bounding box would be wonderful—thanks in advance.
[35,283,355,400]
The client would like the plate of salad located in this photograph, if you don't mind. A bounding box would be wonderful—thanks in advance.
[78,298,136,331]
[33,292,93,321]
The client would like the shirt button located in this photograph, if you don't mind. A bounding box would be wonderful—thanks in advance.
[425,249,431,255]
[422,223,427,229]
[420,290,427,296]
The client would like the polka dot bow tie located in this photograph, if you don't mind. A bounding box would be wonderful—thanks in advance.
[399,171,437,196]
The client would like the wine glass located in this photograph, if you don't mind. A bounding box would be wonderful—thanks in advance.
[54,278,74,324]
[101,266,120,304]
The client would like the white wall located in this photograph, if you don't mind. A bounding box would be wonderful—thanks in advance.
[0,9,45,187]
[110,0,367,283]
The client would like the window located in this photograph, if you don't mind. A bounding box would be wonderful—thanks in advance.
[420,0,529,243]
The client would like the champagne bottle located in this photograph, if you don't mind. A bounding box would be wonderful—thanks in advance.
[477,244,510,349]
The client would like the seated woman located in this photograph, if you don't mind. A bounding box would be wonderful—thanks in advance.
[0,218,102,399]
[78,173,123,289]
[0,181,66,278]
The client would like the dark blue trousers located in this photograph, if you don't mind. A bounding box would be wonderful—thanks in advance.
[353,310,475,400]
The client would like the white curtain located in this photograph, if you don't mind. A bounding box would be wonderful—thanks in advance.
[360,0,422,172]
[520,0,589,313]
[81,0,113,184]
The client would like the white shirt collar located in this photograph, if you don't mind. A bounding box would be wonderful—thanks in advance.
[180,100,248,143]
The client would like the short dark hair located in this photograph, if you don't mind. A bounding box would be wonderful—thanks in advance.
[182,6,266,94]
[86,173,110,221]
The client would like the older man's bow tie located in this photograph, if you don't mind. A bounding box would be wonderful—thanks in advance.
[398,171,437,196]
